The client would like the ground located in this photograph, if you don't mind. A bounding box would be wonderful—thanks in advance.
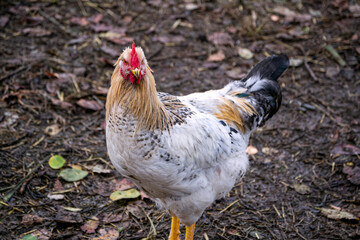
[0,0,359,239]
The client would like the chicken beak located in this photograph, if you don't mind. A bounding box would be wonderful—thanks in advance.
[130,68,140,80]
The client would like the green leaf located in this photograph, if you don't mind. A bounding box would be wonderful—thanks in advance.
[22,234,37,240]
[110,189,140,201]
[59,168,88,182]
[49,155,66,169]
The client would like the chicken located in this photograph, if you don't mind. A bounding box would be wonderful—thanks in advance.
[106,42,289,240]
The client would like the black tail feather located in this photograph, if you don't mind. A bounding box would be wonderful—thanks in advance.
[243,54,289,83]
[242,54,289,128]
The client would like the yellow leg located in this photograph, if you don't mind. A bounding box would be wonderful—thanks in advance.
[185,222,196,240]
[169,215,181,240]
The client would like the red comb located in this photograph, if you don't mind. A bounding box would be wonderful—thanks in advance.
[130,42,140,68]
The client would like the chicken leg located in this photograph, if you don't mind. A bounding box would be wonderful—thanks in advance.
[169,215,181,240]
[185,223,196,240]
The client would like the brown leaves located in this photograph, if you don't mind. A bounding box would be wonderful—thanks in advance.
[208,32,234,47]
[343,166,360,185]
[207,51,225,62]
[21,214,44,226]
[331,144,360,155]
[81,217,99,233]
[92,228,119,240]
[22,27,51,37]
[272,6,311,23]
[76,99,104,111]
[55,209,83,223]
[321,206,359,221]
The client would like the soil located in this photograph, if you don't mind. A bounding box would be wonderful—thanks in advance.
[1,0,359,239]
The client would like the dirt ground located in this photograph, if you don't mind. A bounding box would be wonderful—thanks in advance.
[1,0,359,239]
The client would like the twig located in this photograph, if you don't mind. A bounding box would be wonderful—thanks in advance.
[0,66,28,82]
[311,102,347,127]
[295,44,318,81]
[218,199,239,214]
[1,156,49,206]
[141,207,157,239]
[325,45,346,67]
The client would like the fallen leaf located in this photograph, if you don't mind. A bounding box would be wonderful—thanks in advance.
[246,146,258,155]
[270,15,279,22]
[110,189,141,201]
[53,179,64,191]
[0,15,9,28]
[92,87,109,95]
[207,51,225,62]
[92,164,112,174]
[22,235,37,240]
[126,202,144,219]
[56,209,83,223]
[112,178,135,191]
[293,183,311,195]
[76,99,104,111]
[47,194,65,200]
[63,206,82,212]
[21,214,44,226]
[59,168,88,182]
[325,66,340,79]
[184,3,199,11]
[92,228,119,240]
[237,47,253,59]
[343,166,360,185]
[89,13,103,23]
[262,147,279,155]
[140,191,150,200]
[226,68,246,79]
[44,124,61,136]
[320,208,358,220]
[102,212,123,224]
[31,229,51,240]
[100,45,121,57]
[289,58,303,67]
[81,216,99,233]
[350,4,360,17]
[70,17,89,26]
[331,144,360,155]
[49,155,66,169]
[50,97,73,109]
[154,35,185,44]
[272,6,311,23]
[22,27,51,37]
[208,32,234,46]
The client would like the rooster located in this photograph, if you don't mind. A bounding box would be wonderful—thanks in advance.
[106,42,289,240]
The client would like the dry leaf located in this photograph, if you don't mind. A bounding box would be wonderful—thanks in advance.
[207,51,225,62]
[321,208,358,220]
[23,27,51,37]
[56,210,83,223]
[208,32,234,46]
[102,212,123,224]
[21,214,44,226]
[76,99,103,111]
[293,183,311,195]
[237,47,253,59]
[262,147,279,155]
[92,228,119,240]
[246,146,258,155]
[226,68,245,79]
[343,166,360,185]
[70,17,89,26]
[44,124,61,136]
[47,194,65,200]
[0,15,9,28]
[81,216,99,233]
